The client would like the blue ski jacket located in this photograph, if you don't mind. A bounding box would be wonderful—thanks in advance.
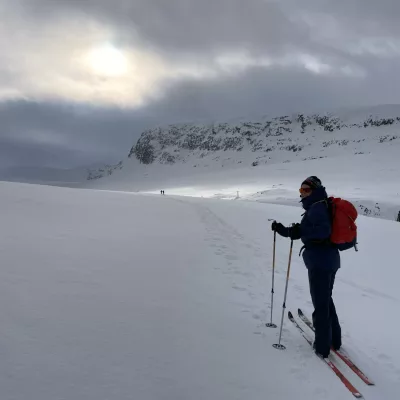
[276,187,340,271]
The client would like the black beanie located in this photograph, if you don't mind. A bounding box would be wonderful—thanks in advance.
[302,176,322,189]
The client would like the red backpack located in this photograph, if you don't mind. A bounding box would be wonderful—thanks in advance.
[328,197,358,251]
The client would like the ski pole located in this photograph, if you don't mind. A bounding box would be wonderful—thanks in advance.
[273,239,294,350]
[266,231,277,328]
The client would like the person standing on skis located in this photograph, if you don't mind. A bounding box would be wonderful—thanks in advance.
[271,176,341,358]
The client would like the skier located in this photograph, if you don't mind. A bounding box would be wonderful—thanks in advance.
[271,176,341,358]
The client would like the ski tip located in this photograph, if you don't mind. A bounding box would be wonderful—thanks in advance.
[288,311,294,318]
[298,308,303,316]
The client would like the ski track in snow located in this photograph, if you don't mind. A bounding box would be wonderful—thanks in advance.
[172,197,328,394]
[172,197,267,324]
[337,276,400,303]
[173,197,362,396]
[196,206,266,320]
[173,196,400,399]
[1,183,399,399]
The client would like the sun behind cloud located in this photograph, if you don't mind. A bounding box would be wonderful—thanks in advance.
[86,44,129,77]
[0,11,366,109]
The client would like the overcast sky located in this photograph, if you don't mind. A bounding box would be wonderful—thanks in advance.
[1,0,400,169]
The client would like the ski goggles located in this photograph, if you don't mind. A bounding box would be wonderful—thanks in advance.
[299,187,312,194]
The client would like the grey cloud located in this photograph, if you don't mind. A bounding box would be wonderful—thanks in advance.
[15,0,400,56]
[283,0,400,42]
[11,0,400,85]
[2,0,400,171]
[302,0,400,25]
[0,136,85,169]
[147,65,388,122]
[0,100,153,168]
[3,62,397,170]
[18,0,310,55]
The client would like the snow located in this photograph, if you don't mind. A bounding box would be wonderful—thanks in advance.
[75,105,400,221]
[1,181,399,400]
[2,104,400,399]
[87,146,400,221]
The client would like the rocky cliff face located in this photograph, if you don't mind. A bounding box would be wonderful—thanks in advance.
[87,161,123,180]
[127,113,400,166]
[87,109,400,180]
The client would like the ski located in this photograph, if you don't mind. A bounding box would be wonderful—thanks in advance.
[297,309,374,386]
[297,308,314,331]
[288,311,363,399]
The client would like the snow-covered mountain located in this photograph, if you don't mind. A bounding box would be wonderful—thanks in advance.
[87,161,123,180]
[86,105,400,221]
[127,110,399,167]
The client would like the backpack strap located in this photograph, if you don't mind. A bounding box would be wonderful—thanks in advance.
[311,198,334,225]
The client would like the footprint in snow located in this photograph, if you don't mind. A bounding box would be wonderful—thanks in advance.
[378,353,391,361]
[293,284,304,293]
[232,285,247,292]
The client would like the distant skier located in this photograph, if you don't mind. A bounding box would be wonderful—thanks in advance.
[271,176,341,358]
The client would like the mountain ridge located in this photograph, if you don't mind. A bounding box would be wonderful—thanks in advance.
[87,105,400,180]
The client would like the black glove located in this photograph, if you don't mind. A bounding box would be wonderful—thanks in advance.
[272,221,289,238]
[271,221,285,232]
[288,223,301,240]
[272,221,300,239]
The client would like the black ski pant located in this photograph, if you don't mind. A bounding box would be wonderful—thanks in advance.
[308,267,341,357]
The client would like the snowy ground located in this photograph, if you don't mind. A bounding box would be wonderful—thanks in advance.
[80,104,400,224]
[87,146,400,222]
[1,181,399,400]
